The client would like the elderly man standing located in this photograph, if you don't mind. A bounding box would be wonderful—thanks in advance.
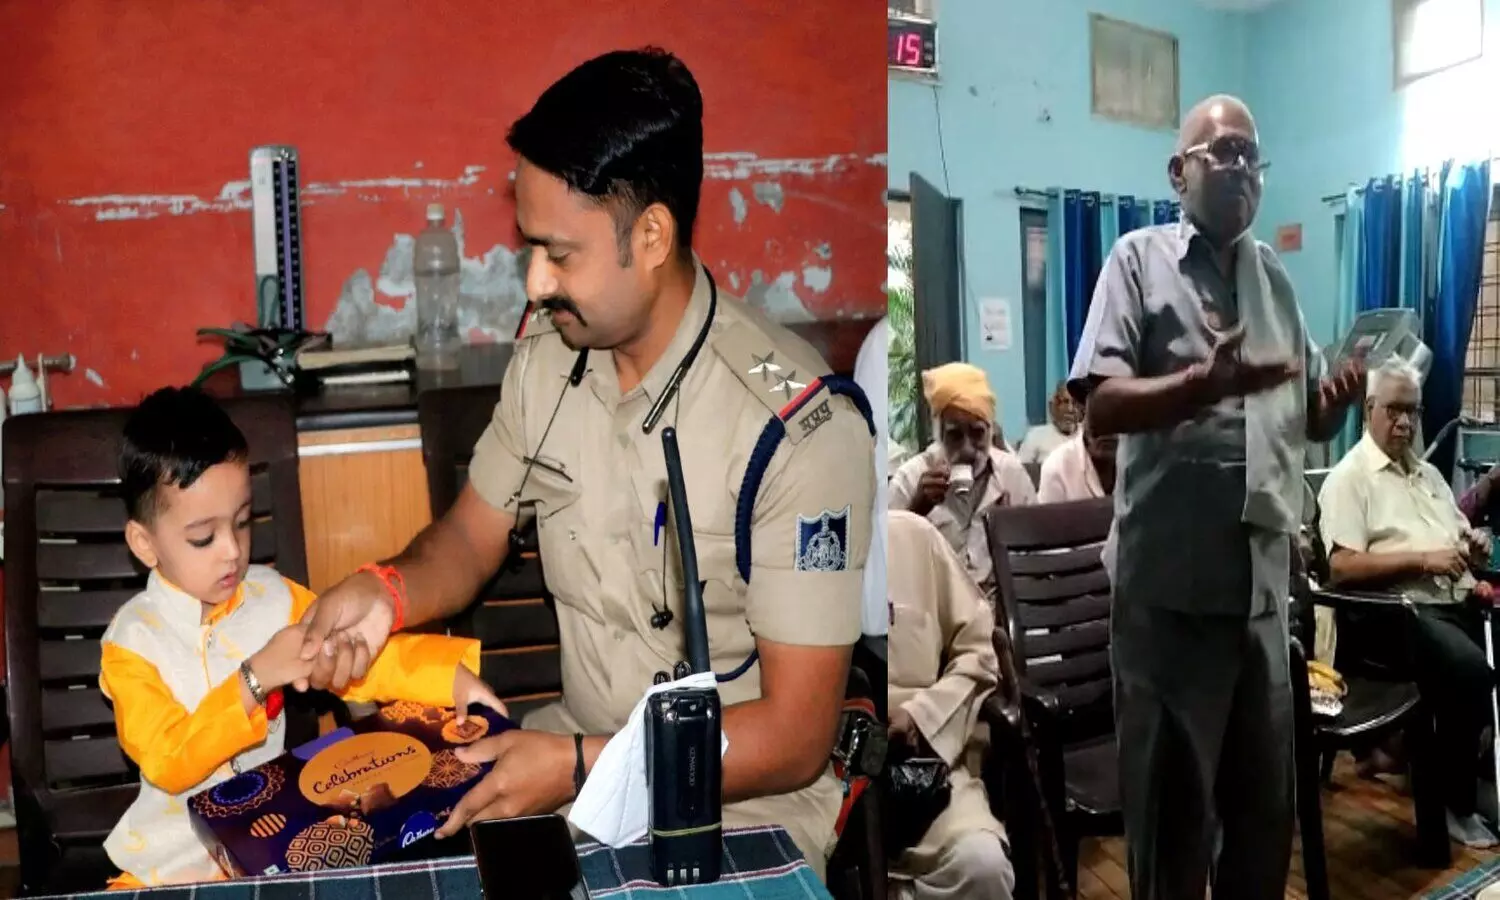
[1319,359,1498,847]
[1070,94,1363,899]
[890,363,1036,599]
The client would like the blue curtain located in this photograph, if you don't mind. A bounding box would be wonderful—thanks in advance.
[1044,189,1069,394]
[1424,159,1492,478]
[1053,190,1182,378]
[1083,192,1104,307]
[1333,186,1365,460]
[1063,190,1086,366]
[1361,176,1402,311]
[1400,171,1426,311]
[1099,196,1120,266]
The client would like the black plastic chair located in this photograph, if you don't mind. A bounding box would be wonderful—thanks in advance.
[984,498,1118,900]
[1289,494,1453,900]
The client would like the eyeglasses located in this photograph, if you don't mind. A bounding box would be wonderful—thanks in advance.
[1182,135,1269,175]
[1379,402,1423,421]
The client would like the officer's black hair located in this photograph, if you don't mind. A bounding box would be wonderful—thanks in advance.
[120,386,248,525]
[506,47,704,265]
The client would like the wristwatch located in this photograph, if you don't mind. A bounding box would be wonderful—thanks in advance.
[239,660,268,707]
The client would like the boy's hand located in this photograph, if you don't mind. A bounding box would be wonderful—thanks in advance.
[250,624,316,692]
[453,666,508,725]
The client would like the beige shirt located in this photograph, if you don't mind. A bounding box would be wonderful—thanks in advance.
[889,443,1037,594]
[886,510,1003,876]
[1016,423,1070,465]
[1037,434,1106,504]
[1319,432,1475,604]
[467,262,874,868]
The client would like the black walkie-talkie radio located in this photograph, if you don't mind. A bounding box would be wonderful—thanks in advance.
[644,427,723,886]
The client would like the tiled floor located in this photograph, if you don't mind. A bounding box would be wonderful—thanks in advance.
[1077,758,1500,900]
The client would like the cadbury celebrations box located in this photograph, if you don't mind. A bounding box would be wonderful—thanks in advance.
[189,702,515,877]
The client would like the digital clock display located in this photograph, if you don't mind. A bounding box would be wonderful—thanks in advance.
[888,16,937,72]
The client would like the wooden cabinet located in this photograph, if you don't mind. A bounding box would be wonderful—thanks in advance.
[296,424,433,593]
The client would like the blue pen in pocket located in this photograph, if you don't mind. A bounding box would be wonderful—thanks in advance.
[654,500,667,547]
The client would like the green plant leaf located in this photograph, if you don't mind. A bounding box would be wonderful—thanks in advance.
[887,247,919,454]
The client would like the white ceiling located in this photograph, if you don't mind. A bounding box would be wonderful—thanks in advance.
[1191,0,1288,10]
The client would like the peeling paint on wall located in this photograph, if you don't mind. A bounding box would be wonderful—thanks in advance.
[83,368,105,388]
[744,270,816,323]
[61,166,489,221]
[728,188,748,225]
[801,266,832,293]
[751,182,784,213]
[702,152,877,181]
[53,154,884,223]
[325,209,529,346]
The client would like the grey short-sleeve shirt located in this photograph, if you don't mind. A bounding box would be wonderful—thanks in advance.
[1069,221,1314,615]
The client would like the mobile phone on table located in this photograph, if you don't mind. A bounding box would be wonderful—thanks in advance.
[468,813,587,899]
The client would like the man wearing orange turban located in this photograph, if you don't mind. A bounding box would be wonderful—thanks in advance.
[889,362,1036,598]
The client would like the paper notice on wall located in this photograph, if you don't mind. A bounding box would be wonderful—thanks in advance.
[979,298,1012,352]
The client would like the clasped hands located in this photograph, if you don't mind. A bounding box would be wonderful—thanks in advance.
[283,575,580,837]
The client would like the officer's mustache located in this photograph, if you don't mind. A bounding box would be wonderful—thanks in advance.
[540,296,588,327]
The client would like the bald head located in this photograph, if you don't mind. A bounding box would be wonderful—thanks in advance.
[1177,95,1258,153]
[1170,93,1264,247]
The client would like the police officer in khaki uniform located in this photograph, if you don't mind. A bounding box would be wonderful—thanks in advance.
[290,48,873,879]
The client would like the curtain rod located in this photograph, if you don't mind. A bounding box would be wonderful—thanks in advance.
[1321,159,1497,206]
[1014,186,1173,202]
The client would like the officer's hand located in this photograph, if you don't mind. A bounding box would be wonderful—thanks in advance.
[910,467,950,516]
[434,730,576,838]
[1317,358,1367,416]
[1195,325,1301,403]
[1422,547,1468,579]
[293,570,393,692]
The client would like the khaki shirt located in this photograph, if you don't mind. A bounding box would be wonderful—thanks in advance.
[888,443,1036,594]
[467,262,874,867]
[886,510,1002,875]
[1319,432,1475,604]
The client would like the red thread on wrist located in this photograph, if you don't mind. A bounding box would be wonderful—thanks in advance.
[357,563,408,632]
[265,689,284,721]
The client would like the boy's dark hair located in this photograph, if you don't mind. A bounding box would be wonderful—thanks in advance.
[120,386,248,524]
[506,47,704,264]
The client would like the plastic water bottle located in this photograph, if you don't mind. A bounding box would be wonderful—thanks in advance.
[8,356,41,415]
[413,204,461,370]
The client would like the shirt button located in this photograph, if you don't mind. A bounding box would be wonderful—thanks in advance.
[569,530,578,542]
[617,434,631,448]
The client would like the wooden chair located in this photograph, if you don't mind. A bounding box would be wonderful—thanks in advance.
[1,395,328,895]
[418,385,564,723]
[984,498,1118,900]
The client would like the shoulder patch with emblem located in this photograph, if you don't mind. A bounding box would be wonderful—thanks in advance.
[796,505,851,572]
[712,322,835,446]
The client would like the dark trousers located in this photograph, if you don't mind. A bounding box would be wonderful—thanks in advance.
[1341,602,1497,816]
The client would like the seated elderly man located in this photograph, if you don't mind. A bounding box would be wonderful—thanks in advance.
[888,509,1013,899]
[1017,382,1079,465]
[1319,359,1499,848]
[1038,394,1118,503]
[890,363,1036,598]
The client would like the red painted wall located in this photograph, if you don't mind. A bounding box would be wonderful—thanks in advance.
[0,0,884,807]
[0,0,886,408]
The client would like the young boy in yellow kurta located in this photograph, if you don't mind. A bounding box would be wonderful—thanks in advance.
[99,387,505,889]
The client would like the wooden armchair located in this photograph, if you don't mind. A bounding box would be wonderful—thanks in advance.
[0,395,328,895]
